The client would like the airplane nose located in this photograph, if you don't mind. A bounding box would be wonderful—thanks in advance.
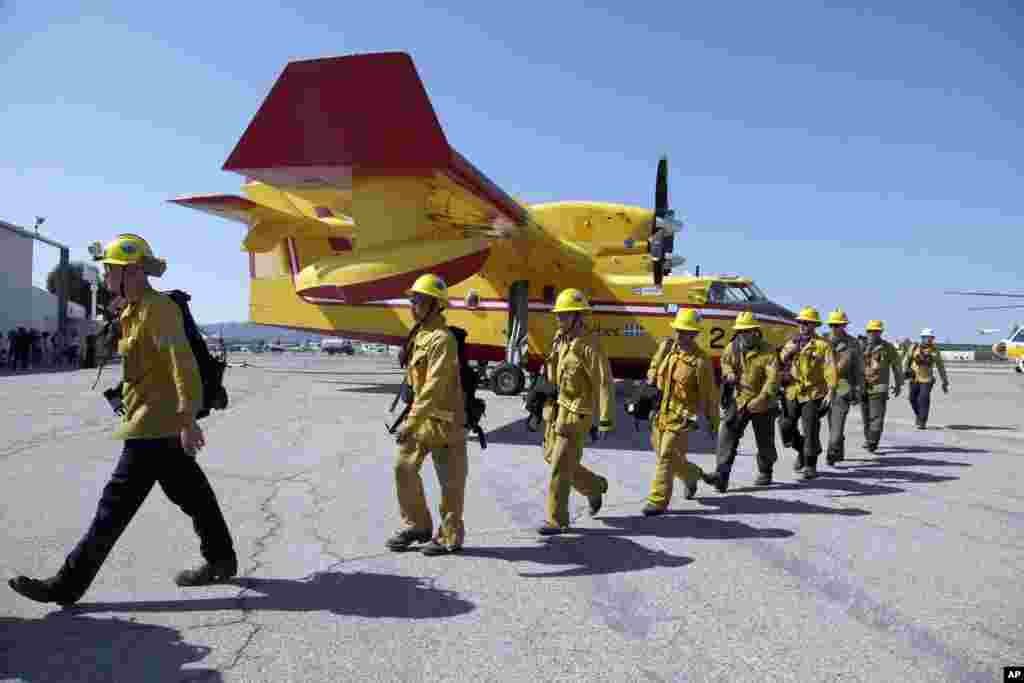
[993,342,1007,359]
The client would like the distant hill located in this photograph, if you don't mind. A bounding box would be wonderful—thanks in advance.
[198,322,334,343]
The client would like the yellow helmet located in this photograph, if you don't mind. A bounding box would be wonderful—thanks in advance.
[827,308,850,326]
[796,306,822,324]
[733,310,760,331]
[671,308,703,332]
[407,273,449,307]
[93,233,166,277]
[865,319,884,332]
[552,288,591,313]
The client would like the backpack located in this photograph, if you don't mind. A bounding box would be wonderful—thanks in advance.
[166,290,229,420]
[448,326,487,448]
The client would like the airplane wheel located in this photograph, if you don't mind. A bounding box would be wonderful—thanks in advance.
[492,364,525,396]
[1016,359,1023,374]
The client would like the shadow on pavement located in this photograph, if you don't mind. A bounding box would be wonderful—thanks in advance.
[944,424,1017,431]
[0,614,221,682]
[331,382,405,395]
[842,455,975,467]
[462,514,792,578]
[460,534,694,578]
[660,493,871,517]
[67,571,474,620]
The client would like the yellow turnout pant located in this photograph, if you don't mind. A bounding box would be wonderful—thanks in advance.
[394,417,467,549]
[648,426,704,509]
[543,409,606,527]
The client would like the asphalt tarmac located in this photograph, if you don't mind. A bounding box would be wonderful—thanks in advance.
[2,355,1021,682]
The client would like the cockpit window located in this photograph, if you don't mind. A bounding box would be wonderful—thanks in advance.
[1011,327,1024,343]
[707,282,767,304]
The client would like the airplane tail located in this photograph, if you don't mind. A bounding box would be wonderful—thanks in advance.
[222,52,525,226]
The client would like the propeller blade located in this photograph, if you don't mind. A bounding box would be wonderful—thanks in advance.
[652,156,669,287]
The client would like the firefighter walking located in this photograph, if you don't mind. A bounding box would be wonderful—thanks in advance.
[538,289,615,535]
[387,274,468,556]
[643,309,719,514]
[704,311,779,491]
[9,234,237,606]
[904,328,949,430]
[824,309,864,465]
[860,320,904,451]
[777,307,834,480]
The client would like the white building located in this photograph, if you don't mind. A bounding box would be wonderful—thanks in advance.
[1,219,95,337]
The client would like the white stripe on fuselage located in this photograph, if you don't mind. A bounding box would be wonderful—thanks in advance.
[297,295,796,326]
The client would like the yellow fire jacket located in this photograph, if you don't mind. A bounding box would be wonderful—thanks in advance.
[863,339,904,396]
[824,332,864,397]
[646,338,675,383]
[543,329,615,431]
[654,344,720,433]
[405,314,465,431]
[904,342,949,385]
[779,335,833,402]
[720,340,779,413]
[115,289,202,440]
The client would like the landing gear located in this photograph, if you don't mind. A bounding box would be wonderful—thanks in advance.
[491,279,529,396]
[1016,358,1023,374]
[492,363,526,396]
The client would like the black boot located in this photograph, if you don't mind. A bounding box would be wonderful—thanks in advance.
[702,471,729,493]
[641,504,665,517]
[753,472,772,486]
[8,576,81,606]
[174,557,238,587]
[385,528,432,551]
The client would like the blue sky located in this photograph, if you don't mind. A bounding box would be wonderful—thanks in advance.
[3,0,1021,341]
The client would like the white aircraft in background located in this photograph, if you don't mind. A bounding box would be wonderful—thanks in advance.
[977,328,1000,335]
[946,290,1024,373]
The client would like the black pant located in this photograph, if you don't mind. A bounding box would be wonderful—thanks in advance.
[827,394,854,460]
[909,381,933,426]
[860,394,888,446]
[778,398,823,468]
[716,409,778,477]
[56,437,235,599]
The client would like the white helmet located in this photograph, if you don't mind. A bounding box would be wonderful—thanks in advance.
[920,328,935,337]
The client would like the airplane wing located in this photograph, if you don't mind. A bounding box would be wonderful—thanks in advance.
[169,193,354,252]
[945,290,1024,311]
[220,52,529,251]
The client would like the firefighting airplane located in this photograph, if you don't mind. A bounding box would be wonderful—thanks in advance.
[172,52,798,395]
[947,290,1024,373]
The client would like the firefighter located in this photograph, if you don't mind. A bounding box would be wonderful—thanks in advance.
[387,273,469,555]
[704,311,779,491]
[8,234,237,606]
[860,320,904,451]
[824,308,864,465]
[642,308,719,515]
[538,288,615,535]
[777,306,834,480]
[903,328,949,430]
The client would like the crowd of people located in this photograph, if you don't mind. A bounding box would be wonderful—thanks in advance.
[0,327,82,372]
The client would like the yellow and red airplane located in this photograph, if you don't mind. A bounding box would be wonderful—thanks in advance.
[172,52,798,394]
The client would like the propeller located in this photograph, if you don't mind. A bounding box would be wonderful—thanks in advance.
[649,156,684,287]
